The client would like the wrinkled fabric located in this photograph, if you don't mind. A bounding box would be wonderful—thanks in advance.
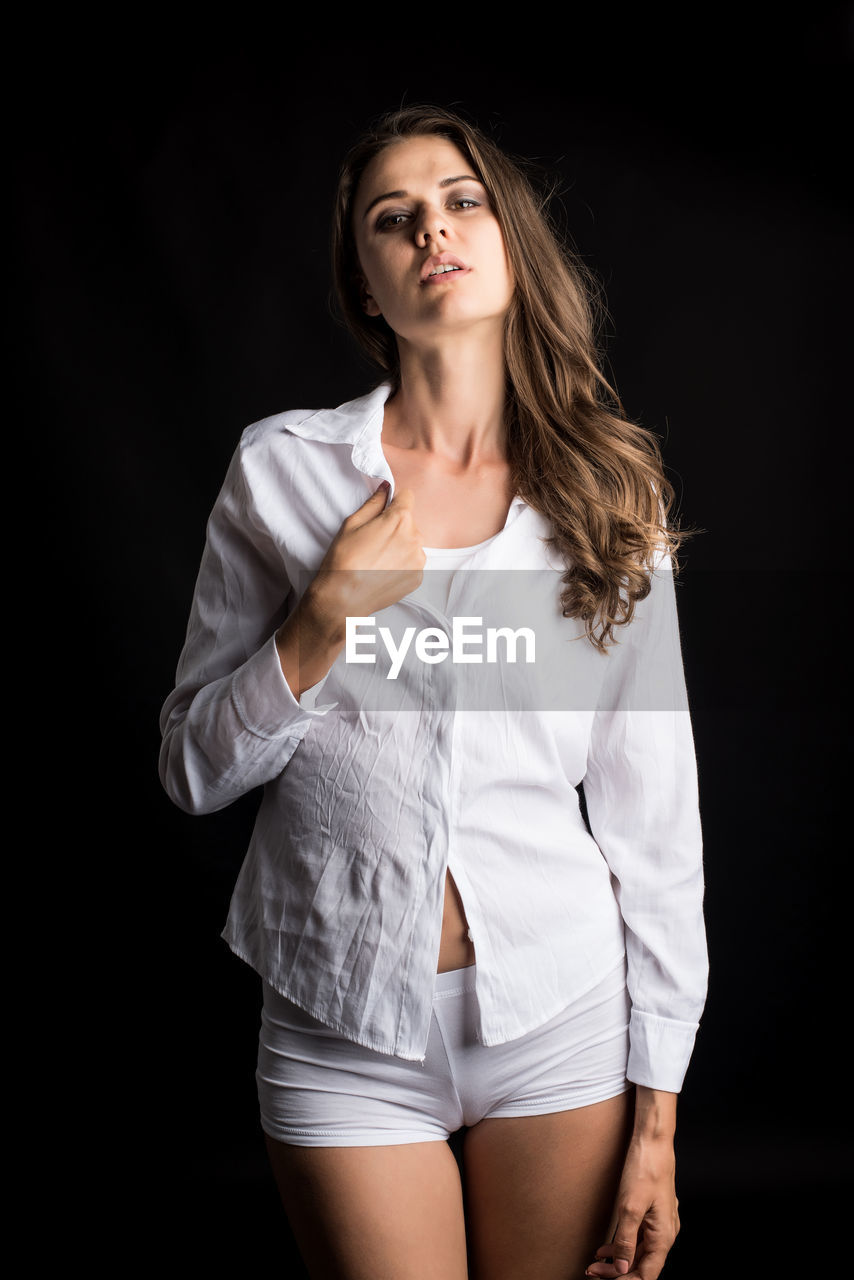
[159,382,708,1091]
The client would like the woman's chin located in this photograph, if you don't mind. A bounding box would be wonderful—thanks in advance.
[393,309,510,349]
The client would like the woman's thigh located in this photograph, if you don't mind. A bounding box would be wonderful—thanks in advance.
[461,1089,635,1280]
[264,1134,469,1280]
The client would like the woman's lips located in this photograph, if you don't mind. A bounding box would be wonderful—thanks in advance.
[421,266,472,286]
[420,253,469,282]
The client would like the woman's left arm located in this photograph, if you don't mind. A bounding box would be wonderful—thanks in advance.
[586,1087,679,1279]
[581,553,707,1277]
[582,553,709,1092]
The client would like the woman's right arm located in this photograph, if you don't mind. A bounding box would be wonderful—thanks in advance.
[159,442,423,816]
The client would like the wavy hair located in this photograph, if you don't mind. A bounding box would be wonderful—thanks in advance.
[331,105,692,652]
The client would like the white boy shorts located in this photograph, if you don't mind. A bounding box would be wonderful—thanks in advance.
[256,957,632,1147]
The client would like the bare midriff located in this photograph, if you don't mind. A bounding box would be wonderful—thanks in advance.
[378,432,517,976]
[437,869,477,972]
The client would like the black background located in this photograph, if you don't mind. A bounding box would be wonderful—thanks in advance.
[19,8,851,1276]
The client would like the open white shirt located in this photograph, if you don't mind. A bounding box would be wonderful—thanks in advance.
[159,382,709,1091]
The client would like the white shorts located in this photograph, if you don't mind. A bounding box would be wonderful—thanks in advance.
[257,958,632,1147]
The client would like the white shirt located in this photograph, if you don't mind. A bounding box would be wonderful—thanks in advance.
[419,535,499,613]
[159,382,708,1092]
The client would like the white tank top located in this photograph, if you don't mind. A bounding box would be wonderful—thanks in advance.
[417,532,499,615]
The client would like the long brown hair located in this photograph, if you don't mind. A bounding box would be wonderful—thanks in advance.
[331,106,691,653]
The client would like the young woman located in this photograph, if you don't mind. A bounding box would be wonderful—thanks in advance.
[159,106,708,1280]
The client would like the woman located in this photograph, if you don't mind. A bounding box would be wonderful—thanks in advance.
[159,106,708,1280]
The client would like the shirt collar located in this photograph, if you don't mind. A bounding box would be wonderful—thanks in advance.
[284,382,527,511]
[282,382,391,448]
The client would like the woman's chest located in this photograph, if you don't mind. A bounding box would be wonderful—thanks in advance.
[383,445,516,548]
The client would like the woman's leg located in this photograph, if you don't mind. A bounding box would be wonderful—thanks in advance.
[461,1089,635,1280]
[264,1134,469,1280]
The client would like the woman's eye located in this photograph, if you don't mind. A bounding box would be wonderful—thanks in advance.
[376,197,482,230]
[377,212,410,230]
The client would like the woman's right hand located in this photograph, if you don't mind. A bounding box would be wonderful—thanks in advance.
[305,482,426,643]
[275,483,425,696]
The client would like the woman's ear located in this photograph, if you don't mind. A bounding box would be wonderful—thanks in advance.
[358,276,382,318]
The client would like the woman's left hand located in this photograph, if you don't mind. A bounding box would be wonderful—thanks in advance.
[585,1131,680,1279]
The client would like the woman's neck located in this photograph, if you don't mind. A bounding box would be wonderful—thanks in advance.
[386,333,508,467]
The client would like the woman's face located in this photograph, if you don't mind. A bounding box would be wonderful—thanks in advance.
[352,135,514,348]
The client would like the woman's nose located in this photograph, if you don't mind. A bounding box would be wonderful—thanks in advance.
[414,207,447,247]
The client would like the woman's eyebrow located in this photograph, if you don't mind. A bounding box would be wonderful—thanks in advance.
[361,174,484,221]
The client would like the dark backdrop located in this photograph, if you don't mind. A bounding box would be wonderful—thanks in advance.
[20,11,851,1276]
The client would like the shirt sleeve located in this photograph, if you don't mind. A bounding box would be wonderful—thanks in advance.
[581,549,708,1092]
[158,434,338,815]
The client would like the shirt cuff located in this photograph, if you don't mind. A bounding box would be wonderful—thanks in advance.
[626,1008,700,1093]
[231,633,339,739]
[299,668,335,711]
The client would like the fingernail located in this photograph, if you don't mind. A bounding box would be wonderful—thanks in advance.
[616,1263,630,1276]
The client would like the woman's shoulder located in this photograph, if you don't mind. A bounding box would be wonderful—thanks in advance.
[237,406,323,455]
[238,383,391,458]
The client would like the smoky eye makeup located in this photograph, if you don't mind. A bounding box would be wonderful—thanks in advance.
[445,180,490,207]
[373,188,488,231]
[365,171,492,229]
[375,210,410,230]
